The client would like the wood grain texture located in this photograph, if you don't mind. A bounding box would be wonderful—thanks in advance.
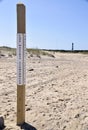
[17,85,25,125]
[17,3,26,33]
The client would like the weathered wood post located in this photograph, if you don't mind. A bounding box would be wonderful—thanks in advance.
[17,3,26,125]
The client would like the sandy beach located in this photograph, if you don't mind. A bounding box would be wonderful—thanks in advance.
[0,52,88,130]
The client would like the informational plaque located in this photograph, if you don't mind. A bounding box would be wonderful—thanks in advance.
[17,33,26,85]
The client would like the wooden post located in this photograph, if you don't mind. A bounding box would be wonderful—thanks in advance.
[17,3,26,125]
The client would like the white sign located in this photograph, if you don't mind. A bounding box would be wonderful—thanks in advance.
[17,33,26,85]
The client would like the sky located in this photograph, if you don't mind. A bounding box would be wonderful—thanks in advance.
[0,0,88,50]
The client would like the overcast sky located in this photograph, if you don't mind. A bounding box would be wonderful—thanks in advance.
[0,0,88,50]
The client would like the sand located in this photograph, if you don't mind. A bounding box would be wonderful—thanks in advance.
[0,52,88,130]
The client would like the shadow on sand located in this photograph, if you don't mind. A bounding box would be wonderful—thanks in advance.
[20,122,37,130]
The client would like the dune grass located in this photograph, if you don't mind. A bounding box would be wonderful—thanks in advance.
[0,46,16,56]
[0,46,55,58]
[1,46,88,56]
[27,48,55,58]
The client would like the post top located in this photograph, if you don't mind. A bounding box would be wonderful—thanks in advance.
[17,2,25,5]
[17,2,26,33]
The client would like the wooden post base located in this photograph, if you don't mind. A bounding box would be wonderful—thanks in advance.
[17,85,25,125]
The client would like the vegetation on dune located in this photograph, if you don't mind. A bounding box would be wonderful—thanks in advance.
[0,46,16,56]
[0,46,55,58]
[1,46,88,57]
[46,49,88,54]
[27,48,55,58]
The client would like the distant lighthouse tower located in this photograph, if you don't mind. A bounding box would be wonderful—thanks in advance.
[72,43,74,51]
